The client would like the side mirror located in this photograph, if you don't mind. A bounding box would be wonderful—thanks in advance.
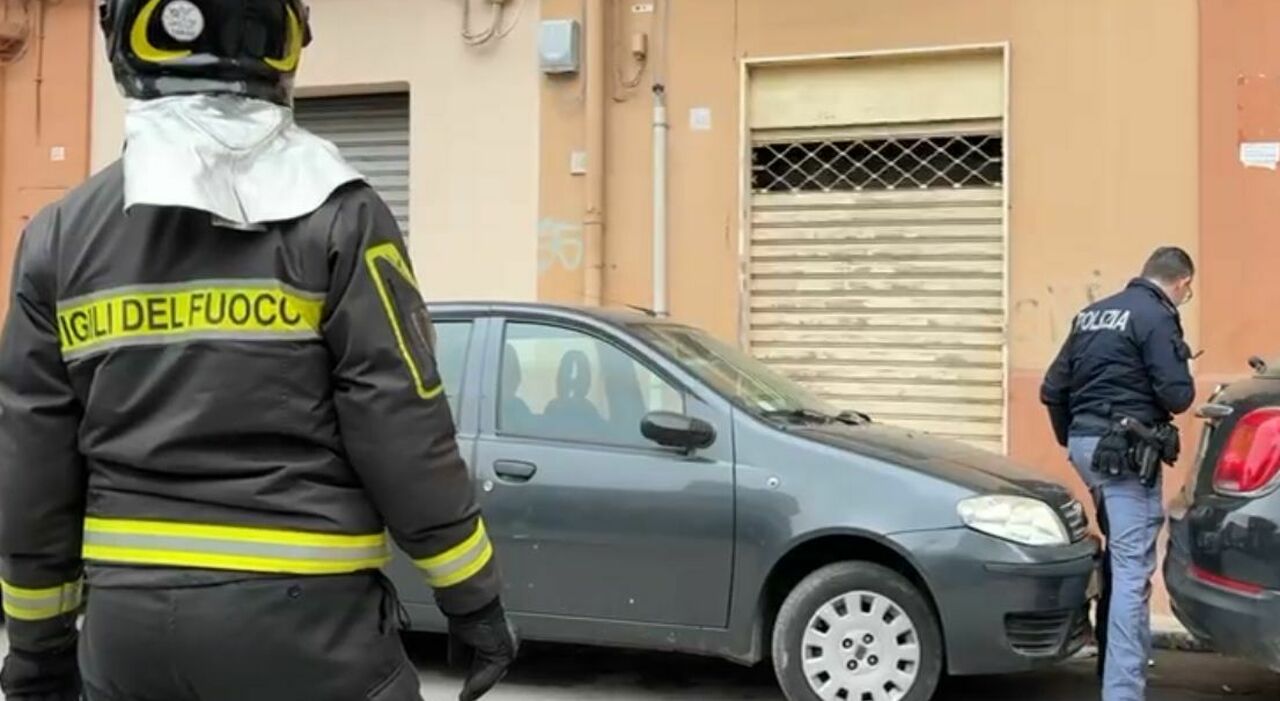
[641,411,716,452]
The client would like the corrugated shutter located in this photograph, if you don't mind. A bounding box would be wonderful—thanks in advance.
[294,93,411,235]
[747,53,1007,452]
[748,186,1006,452]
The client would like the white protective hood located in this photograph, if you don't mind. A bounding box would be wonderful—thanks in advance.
[122,95,364,228]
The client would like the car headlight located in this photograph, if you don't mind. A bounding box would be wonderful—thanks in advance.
[956,495,1069,547]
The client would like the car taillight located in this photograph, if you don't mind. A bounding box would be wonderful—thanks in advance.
[1213,407,1280,495]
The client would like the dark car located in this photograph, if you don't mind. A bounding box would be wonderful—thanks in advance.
[1166,359,1280,672]
[393,303,1099,701]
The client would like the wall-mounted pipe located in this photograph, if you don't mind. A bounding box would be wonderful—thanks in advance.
[582,0,606,306]
[652,82,668,316]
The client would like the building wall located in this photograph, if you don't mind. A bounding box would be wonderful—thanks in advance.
[90,0,542,302]
[1199,0,1280,385]
[0,0,95,320]
[538,0,1199,486]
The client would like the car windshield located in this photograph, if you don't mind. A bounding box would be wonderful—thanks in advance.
[634,323,852,421]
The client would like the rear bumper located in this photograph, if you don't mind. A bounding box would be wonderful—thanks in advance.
[1165,526,1280,672]
[893,528,1100,676]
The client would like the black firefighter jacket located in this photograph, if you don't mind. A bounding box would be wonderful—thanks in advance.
[0,164,499,655]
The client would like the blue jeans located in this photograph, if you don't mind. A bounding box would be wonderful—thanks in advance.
[1068,435,1164,701]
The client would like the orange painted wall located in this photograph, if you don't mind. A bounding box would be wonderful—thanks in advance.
[1198,0,1280,385]
[0,0,94,317]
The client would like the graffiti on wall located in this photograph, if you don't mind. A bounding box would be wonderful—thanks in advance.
[538,218,584,274]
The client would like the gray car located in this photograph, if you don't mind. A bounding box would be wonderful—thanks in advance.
[390,303,1100,701]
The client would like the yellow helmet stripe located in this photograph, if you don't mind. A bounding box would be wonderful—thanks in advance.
[130,0,193,63]
[264,5,304,72]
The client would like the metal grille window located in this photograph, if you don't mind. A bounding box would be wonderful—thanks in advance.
[752,134,1002,193]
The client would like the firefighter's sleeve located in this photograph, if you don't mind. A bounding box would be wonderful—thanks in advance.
[0,211,86,654]
[323,187,500,616]
[1040,328,1074,447]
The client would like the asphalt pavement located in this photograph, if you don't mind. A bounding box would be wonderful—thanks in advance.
[405,634,1280,701]
[2,626,1276,699]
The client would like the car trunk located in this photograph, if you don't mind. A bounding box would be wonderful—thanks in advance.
[1180,373,1280,591]
[1188,376,1280,496]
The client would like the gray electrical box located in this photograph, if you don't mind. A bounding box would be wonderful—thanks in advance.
[539,19,580,74]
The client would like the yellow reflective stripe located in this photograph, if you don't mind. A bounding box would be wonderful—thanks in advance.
[83,518,391,576]
[431,541,493,588]
[81,545,389,576]
[56,281,324,359]
[84,517,385,548]
[414,520,494,588]
[130,0,193,63]
[263,5,304,72]
[1,578,83,621]
[364,243,444,400]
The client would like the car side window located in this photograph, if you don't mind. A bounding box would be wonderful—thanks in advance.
[432,321,473,419]
[499,322,684,446]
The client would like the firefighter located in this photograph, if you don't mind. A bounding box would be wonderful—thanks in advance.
[0,2,516,699]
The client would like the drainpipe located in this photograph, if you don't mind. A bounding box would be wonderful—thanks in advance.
[652,82,668,316]
[582,0,606,307]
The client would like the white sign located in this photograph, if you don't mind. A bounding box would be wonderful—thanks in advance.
[49,146,66,162]
[689,107,712,131]
[1240,141,1280,170]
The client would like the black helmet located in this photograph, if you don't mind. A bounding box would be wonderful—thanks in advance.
[98,0,313,106]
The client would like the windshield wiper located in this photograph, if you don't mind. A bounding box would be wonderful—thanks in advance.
[836,410,872,425]
[760,408,835,425]
[762,408,872,426]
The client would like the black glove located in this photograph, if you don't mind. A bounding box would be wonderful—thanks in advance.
[446,598,518,701]
[0,645,80,701]
[1091,427,1131,478]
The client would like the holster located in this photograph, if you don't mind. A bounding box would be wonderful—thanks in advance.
[1113,416,1180,488]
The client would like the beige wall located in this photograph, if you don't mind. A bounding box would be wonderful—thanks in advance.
[90,0,541,302]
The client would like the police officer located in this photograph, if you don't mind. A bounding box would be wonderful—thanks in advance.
[0,2,516,700]
[1041,246,1196,701]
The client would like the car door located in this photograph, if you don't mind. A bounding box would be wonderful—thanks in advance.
[474,317,735,628]
[385,315,486,606]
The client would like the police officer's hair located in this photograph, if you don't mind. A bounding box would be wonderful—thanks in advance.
[1141,246,1195,283]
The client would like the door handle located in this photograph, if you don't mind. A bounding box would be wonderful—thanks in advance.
[493,460,537,482]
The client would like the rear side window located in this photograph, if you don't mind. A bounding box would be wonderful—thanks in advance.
[498,322,684,447]
[433,321,474,419]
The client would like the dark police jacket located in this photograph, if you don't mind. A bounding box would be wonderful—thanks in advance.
[0,163,499,655]
[1040,278,1196,446]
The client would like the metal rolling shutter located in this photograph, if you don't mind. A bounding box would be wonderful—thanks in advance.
[294,93,411,235]
[748,183,1006,452]
[747,52,1008,452]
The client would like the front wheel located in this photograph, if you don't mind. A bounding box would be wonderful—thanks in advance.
[772,562,943,701]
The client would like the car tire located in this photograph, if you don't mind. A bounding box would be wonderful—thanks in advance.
[772,561,943,701]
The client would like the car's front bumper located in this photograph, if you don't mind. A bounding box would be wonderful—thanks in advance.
[1165,524,1280,672]
[893,528,1100,676]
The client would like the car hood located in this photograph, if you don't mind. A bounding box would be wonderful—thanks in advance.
[791,421,1075,507]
